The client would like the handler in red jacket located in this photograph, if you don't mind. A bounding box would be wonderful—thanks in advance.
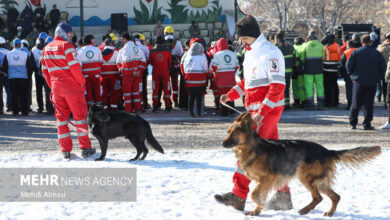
[149,36,172,112]
[41,23,95,159]
[100,38,121,111]
[215,16,291,211]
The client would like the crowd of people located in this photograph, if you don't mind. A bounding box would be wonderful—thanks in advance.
[0,4,61,45]
[1,13,390,129]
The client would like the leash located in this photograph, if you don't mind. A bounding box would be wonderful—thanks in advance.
[220,101,243,114]
[220,101,261,132]
[49,92,89,133]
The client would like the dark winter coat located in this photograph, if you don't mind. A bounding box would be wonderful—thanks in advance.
[346,46,386,85]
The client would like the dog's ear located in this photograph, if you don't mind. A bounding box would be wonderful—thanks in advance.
[95,111,111,122]
[240,112,253,131]
[235,112,247,122]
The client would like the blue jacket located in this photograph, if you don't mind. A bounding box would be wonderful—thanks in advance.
[2,48,34,79]
[346,46,386,85]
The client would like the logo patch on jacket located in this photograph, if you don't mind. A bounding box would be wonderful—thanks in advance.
[269,59,279,72]
[224,55,231,63]
[86,50,94,58]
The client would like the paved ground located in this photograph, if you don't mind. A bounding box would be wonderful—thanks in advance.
[0,81,389,154]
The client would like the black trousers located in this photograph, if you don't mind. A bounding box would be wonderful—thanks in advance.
[344,75,353,108]
[178,72,188,109]
[349,82,376,126]
[142,67,148,107]
[0,74,4,111]
[284,74,291,106]
[188,86,204,116]
[9,78,29,115]
[35,73,53,112]
[324,72,339,106]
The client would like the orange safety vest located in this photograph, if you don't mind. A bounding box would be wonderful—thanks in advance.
[324,42,341,61]
[344,48,356,61]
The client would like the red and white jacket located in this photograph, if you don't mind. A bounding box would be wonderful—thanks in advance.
[227,33,285,117]
[41,36,85,89]
[180,42,208,88]
[77,44,103,75]
[101,46,120,75]
[116,41,147,76]
[210,38,239,89]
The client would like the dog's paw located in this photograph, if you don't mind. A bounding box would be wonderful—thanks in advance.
[244,211,259,216]
[323,211,334,217]
[299,208,310,215]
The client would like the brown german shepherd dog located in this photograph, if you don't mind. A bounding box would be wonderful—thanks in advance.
[222,112,381,216]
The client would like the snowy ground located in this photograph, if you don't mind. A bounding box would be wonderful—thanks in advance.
[0,148,388,220]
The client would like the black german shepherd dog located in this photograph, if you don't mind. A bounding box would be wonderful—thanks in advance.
[88,104,164,161]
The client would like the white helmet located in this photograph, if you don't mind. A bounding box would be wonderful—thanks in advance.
[21,39,29,47]
[0,37,5,44]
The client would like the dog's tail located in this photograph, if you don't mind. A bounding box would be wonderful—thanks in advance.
[146,125,164,154]
[335,146,381,169]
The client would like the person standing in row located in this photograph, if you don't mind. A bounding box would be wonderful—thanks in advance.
[41,23,95,159]
[300,31,325,110]
[100,38,121,111]
[150,36,172,113]
[180,42,208,117]
[0,37,9,114]
[2,38,34,116]
[323,34,342,107]
[77,34,103,107]
[347,34,386,130]
[116,33,146,113]
[275,31,294,110]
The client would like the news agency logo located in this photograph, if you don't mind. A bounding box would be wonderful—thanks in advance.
[0,168,137,202]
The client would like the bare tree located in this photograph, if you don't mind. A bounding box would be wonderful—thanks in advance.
[238,0,295,31]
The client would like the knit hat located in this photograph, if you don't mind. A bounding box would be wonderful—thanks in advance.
[38,32,47,40]
[235,15,260,38]
[57,23,73,33]
[155,35,165,44]
[45,36,54,45]
[13,38,21,45]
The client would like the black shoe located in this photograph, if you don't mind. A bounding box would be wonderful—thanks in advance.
[37,108,43,113]
[6,108,11,112]
[284,105,291,110]
[63,151,71,159]
[349,125,356,130]
[174,101,179,108]
[190,112,195,118]
[82,148,96,158]
[0,110,3,115]
[364,125,375,130]
[22,112,29,116]
[165,106,172,113]
[152,107,158,112]
[214,192,246,211]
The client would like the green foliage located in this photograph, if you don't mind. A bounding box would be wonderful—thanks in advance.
[167,0,187,24]
[133,0,168,24]
[0,0,18,14]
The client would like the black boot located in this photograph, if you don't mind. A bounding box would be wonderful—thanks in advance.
[82,148,96,158]
[317,99,324,110]
[62,151,71,159]
[304,100,314,111]
[215,192,246,211]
